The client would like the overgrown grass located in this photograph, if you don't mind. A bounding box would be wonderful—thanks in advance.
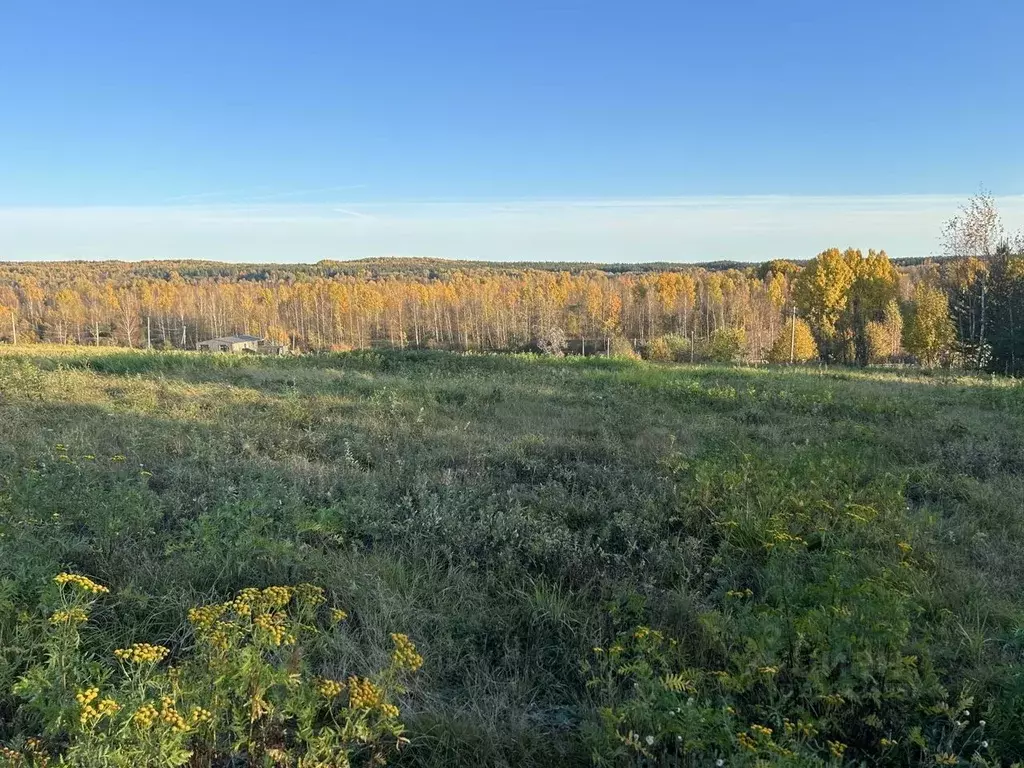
[0,346,1022,766]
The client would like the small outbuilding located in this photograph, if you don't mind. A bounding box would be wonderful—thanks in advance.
[196,334,262,354]
[197,335,290,354]
[257,341,289,356]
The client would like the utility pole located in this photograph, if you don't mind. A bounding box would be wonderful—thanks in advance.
[790,304,797,364]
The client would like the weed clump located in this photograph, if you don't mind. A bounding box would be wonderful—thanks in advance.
[7,575,422,767]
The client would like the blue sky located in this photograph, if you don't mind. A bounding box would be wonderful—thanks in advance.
[1,1,1021,261]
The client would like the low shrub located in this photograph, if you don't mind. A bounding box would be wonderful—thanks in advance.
[6,575,422,768]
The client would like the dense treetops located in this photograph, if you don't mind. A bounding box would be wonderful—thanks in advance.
[1,196,1022,372]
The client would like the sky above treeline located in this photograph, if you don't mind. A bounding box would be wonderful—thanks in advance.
[1,1,1022,262]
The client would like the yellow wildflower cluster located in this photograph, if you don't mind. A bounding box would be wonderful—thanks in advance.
[757,666,779,676]
[76,688,119,726]
[132,700,197,731]
[737,724,792,756]
[726,588,754,599]
[54,573,109,594]
[316,678,346,699]
[897,541,913,554]
[2,740,50,767]
[158,696,189,732]
[330,608,348,624]
[0,747,22,762]
[4,739,49,766]
[765,531,806,551]
[632,626,664,642]
[190,586,320,650]
[880,737,897,748]
[233,586,292,616]
[229,588,259,617]
[293,583,326,606]
[347,676,385,710]
[188,603,237,650]
[253,611,294,646]
[208,623,237,651]
[827,740,848,759]
[114,643,169,664]
[380,703,400,719]
[50,607,89,625]
[390,633,423,672]
[133,704,159,729]
[934,754,959,766]
[783,718,817,739]
[187,603,229,632]
[737,731,759,752]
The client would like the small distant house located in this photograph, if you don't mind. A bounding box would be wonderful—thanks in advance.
[197,334,290,355]
[196,334,262,354]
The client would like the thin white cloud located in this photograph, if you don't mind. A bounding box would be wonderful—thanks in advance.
[0,195,1022,263]
[332,207,377,220]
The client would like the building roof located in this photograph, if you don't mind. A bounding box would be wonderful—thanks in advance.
[200,335,262,344]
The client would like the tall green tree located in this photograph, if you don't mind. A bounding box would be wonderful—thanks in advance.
[985,243,1024,375]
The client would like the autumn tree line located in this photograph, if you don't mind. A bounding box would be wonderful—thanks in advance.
[1,195,1022,373]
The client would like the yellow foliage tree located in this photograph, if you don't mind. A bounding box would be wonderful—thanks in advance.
[645,336,672,362]
[768,317,818,363]
[904,284,954,367]
[794,248,856,360]
[865,321,891,364]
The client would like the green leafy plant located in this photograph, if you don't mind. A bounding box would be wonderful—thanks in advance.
[7,575,422,768]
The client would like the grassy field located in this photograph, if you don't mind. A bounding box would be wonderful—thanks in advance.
[1,346,1023,766]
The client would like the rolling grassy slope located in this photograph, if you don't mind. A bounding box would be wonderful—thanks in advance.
[0,347,1022,766]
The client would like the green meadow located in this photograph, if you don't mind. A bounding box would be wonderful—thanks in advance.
[1,346,1023,766]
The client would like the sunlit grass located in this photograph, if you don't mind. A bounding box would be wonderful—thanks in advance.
[0,346,1022,766]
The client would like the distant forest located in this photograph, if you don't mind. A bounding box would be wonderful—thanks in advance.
[1,195,1022,374]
